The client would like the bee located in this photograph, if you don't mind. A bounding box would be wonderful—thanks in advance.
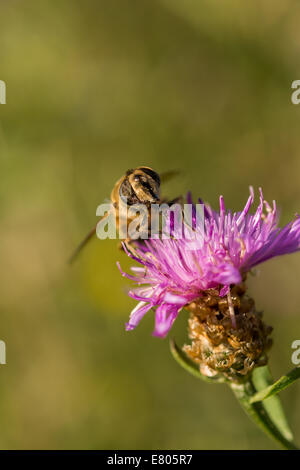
[68,166,180,263]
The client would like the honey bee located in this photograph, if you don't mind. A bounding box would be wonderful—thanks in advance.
[68,166,180,263]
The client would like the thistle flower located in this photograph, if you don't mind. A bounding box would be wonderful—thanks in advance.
[118,188,300,341]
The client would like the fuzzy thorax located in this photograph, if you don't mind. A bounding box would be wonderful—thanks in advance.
[183,284,273,382]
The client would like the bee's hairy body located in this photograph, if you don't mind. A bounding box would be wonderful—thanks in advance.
[69,166,179,263]
[111,166,161,236]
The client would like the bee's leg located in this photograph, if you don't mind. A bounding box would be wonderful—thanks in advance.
[159,195,183,206]
[119,238,141,258]
[167,195,183,206]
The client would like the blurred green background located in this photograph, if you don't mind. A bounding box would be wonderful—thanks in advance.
[0,0,300,450]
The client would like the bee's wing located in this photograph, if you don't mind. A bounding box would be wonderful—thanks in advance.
[160,170,180,184]
[68,225,98,264]
[68,212,109,264]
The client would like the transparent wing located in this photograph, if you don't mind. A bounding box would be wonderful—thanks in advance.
[160,169,180,184]
[68,225,98,264]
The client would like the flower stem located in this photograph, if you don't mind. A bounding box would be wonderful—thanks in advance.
[230,379,298,450]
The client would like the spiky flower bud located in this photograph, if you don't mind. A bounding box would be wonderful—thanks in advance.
[183,284,273,382]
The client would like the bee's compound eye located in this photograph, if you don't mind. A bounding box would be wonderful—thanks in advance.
[119,180,131,199]
[138,168,160,186]
[119,179,139,205]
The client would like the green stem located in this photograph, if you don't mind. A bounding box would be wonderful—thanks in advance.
[230,379,298,450]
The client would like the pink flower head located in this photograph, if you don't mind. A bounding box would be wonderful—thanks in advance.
[118,188,300,338]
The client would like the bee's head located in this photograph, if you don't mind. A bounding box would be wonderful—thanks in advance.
[120,167,160,205]
[129,167,160,204]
